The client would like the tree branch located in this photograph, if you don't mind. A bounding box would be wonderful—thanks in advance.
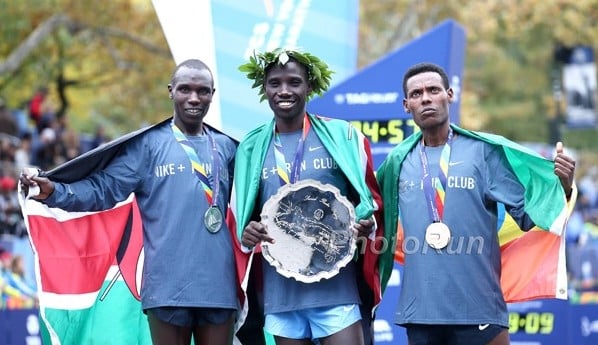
[0,14,170,77]
[0,14,70,75]
[93,26,171,57]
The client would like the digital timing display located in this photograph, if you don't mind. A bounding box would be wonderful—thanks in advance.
[508,312,555,334]
[350,119,419,144]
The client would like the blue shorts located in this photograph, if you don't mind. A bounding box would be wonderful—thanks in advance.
[264,304,361,339]
[146,307,235,327]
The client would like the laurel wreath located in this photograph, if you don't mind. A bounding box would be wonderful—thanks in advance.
[238,48,334,102]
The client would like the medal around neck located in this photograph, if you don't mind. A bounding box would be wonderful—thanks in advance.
[425,222,451,249]
[204,206,223,233]
[260,179,356,283]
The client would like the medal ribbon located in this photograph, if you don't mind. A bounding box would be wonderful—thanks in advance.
[171,122,220,206]
[272,114,311,185]
[419,128,453,222]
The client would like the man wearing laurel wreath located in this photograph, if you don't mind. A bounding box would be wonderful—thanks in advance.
[20,60,238,345]
[232,49,388,345]
[377,62,577,345]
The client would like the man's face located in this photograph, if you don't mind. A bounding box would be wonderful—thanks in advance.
[168,66,214,126]
[403,71,453,130]
[263,60,312,121]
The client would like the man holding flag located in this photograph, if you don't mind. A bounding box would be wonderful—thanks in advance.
[231,48,389,345]
[377,62,577,345]
[20,59,238,345]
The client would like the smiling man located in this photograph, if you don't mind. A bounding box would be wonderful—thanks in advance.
[232,48,389,345]
[20,59,238,345]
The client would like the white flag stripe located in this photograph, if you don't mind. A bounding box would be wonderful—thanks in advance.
[40,266,123,309]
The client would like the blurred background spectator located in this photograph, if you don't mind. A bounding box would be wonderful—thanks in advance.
[0,249,36,309]
[0,87,120,310]
[0,176,25,238]
[0,98,18,138]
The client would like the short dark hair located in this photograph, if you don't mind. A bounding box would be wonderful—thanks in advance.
[402,63,450,98]
[170,59,212,85]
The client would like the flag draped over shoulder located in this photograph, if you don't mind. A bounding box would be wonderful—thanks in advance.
[18,121,164,345]
[379,124,574,303]
[227,113,389,324]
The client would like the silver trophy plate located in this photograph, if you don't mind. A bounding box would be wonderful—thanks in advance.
[260,179,356,283]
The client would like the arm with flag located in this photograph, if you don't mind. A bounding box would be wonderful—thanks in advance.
[19,59,243,345]
[18,124,156,345]
[19,122,240,345]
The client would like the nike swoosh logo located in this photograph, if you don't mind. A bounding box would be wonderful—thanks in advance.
[478,324,490,331]
[448,161,464,167]
[308,146,323,152]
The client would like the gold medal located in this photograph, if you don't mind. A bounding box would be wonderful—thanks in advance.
[204,206,223,233]
[425,222,451,249]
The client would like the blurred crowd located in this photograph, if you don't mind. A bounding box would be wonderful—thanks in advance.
[0,86,109,310]
[0,248,37,309]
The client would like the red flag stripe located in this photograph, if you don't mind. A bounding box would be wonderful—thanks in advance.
[27,201,133,294]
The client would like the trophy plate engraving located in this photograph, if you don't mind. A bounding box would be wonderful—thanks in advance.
[260,179,356,283]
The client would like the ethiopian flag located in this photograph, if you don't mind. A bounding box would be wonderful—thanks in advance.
[378,124,574,302]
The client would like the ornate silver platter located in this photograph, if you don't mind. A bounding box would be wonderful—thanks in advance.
[260,179,356,283]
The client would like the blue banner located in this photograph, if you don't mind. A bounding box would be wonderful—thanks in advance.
[570,302,598,344]
[308,19,466,167]
[214,0,359,139]
[0,309,42,345]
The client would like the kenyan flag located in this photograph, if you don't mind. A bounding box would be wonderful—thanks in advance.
[21,194,151,344]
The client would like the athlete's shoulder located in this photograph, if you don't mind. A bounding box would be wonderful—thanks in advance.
[309,113,350,127]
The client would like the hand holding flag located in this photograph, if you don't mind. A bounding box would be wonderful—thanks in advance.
[19,167,53,200]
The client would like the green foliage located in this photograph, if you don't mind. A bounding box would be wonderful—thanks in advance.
[238,48,334,102]
[0,0,172,135]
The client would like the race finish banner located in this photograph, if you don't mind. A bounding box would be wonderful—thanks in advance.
[152,0,359,139]
[308,19,466,168]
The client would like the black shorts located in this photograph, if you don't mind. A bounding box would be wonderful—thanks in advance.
[146,307,235,327]
[405,323,507,345]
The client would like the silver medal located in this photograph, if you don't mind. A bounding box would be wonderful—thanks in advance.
[425,222,451,249]
[204,206,223,233]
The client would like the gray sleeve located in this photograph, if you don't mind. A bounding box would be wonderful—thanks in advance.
[43,136,146,212]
